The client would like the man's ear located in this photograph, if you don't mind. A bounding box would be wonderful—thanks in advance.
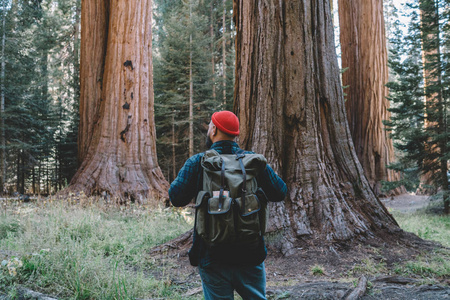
[212,125,217,136]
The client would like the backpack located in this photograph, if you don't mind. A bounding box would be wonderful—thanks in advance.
[194,149,269,247]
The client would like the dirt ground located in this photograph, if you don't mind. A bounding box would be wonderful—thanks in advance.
[379,193,432,213]
[155,194,449,299]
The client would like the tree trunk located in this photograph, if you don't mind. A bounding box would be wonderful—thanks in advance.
[172,112,176,181]
[45,159,50,195]
[69,0,168,202]
[38,162,41,195]
[210,2,216,102]
[189,28,194,156]
[1,0,6,194]
[32,167,35,195]
[19,151,24,194]
[233,0,399,255]
[189,49,194,157]
[222,0,227,106]
[77,0,109,164]
[46,162,49,195]
[73,0,81,92]
[16,152,20,194]
[338,0,403,196]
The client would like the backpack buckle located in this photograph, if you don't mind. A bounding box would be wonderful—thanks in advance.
[236,151,245,160]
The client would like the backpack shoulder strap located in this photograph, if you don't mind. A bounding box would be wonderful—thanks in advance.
[218,157,226,210]
[235,150,247,215]
[201,150,227,210]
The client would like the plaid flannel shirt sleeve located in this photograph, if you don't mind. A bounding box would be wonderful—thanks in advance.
[169,154,202,207]
[257,164,287,202]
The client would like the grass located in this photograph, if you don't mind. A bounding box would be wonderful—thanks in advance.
[390,204,450,281]
[349,258,387,276]
[393,249,450,279]
[0,198,197,299]
[310,264,325,276]
[392,206,450,248]
[344,204,450,283]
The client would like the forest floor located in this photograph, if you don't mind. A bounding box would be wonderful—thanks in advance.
[153,194,450,300]
[0,194,448,299]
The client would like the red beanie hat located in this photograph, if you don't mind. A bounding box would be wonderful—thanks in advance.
[211,111,240,136]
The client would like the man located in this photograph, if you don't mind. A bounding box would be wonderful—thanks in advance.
[169,110,287,300]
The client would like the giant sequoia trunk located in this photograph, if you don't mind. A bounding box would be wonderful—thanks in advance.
[338,0,403,196]
[77,0,108,164]
[233,0,400,255]
[69,0,168,202]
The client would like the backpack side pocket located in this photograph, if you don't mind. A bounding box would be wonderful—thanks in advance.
[235,194,262,242]
[255,188,269,235]
[195,191,210,241]
[207,196,235,245]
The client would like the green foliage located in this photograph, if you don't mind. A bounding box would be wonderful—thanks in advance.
[381,161,420,193]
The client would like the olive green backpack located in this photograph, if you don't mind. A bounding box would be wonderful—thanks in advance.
[195,149,269,247]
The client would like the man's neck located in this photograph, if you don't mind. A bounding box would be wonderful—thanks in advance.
[211,137,235,144]
[212,139,234,145]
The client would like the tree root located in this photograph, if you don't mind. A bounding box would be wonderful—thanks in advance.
[373,276,420,285]
[149,229,193,255]
[345,275,367,300]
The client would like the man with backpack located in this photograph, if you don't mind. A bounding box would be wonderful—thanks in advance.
[169,110,287,300]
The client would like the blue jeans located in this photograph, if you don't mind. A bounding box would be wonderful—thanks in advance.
[198,262,266,300]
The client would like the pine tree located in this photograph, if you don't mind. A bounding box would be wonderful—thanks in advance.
[153,0,226,182]
[385,0,449,214]
[46,0,80,190]
[385,8,425,192]
[0,0,80,195]
[2,0,47,194]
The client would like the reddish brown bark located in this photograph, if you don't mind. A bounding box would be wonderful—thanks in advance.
[233,0,399,255]
[78,0,109,164]
[69,0,168,202]
[338,0,404,196]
